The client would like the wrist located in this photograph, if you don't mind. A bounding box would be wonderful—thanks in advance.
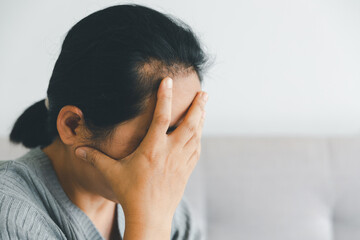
[123,205,174,226]
[124,215,173,240]
[124,211,173,228]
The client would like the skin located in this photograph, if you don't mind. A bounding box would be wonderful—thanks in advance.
[42,70,207,240]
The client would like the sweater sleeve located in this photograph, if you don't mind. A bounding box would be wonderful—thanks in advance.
[171,197,204,240]
[0,194,66,240]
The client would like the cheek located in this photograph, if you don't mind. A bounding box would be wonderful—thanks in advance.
[100,131,146,160]
[101,141,135,160]
[102,113,153,160]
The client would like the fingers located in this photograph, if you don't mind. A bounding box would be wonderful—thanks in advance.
[185,145,202,177]
[75,147,121,180]
[180,93,206,163]
[182,107,206,150]
[197,110,206,139]
[171,91,208,145]
[146,77,173,137]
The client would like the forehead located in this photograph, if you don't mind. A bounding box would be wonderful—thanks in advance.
[169,71,201,126]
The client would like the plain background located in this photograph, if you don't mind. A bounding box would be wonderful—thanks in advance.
[1,0,360,137]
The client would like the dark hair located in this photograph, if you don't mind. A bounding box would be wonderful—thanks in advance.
[10,4,210,148]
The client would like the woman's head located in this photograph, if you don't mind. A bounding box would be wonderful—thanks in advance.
[10,4,209,150]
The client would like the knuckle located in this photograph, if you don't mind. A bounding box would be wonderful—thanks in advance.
[155,114,171,126]
[184,122,196,134]
[199,103,205,112]
[197,97,206,110]
[194,130,202,139]
[84,149,94,161]
[190,135,201,146]
[143,147,159,162]
[159,91,172,101]
[88,151,99,165]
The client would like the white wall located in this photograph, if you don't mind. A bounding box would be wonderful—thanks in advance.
[1,0,360,137]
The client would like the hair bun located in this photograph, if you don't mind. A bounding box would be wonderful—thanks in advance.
[10,99,52,148]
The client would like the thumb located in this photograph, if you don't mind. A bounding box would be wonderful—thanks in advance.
[75,147,121,180]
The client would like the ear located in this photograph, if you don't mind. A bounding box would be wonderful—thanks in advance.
[56,105,86,146]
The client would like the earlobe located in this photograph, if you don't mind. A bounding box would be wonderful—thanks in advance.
[56,106,84,145]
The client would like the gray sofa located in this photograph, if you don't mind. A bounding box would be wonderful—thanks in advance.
[1,136,360,240]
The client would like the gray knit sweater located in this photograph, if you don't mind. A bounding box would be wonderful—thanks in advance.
[0,146,202,240]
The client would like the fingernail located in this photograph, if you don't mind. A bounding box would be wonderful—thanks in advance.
[166,77,173,88]
[202,92,208,102]
[76,148,87,160]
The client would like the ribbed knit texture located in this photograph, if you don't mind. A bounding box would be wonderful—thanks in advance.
[0,146,202,240]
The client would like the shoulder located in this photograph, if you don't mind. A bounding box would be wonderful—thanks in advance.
[171,197,204,240]
[0,160,66,239]
[0,190,66,240]
[0,160,42,205]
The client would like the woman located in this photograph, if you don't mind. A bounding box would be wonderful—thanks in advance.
[0,4,209,240]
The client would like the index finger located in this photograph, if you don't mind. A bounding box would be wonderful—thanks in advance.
[146,77,173,137]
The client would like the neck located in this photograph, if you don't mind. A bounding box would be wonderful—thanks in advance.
[42,138,117,238]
